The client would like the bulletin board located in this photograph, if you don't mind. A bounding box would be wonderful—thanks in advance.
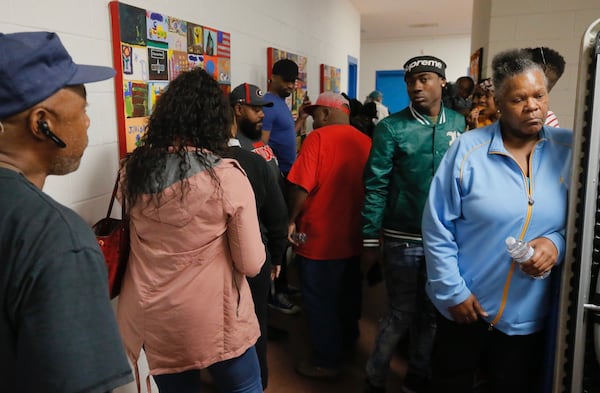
[266,47,307,120]
[319,64,341,93]
[109,1,232,157]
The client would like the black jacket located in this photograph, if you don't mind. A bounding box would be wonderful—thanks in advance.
[225,146,288,265]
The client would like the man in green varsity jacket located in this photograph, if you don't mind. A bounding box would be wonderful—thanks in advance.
[362,55,465,393]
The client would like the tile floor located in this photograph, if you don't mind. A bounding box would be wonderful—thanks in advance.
[200,262,408,393]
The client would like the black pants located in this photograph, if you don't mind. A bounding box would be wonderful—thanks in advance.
[429,312,544,393]
[247,261,271,389]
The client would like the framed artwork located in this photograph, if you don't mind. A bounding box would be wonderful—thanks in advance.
[469,47,483,83]
[319,64,341,93]
[267,47,307,120]
[109,1,232,157]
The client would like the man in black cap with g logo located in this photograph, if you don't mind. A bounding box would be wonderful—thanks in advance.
[228,82,288,390]
[362,55,465,393]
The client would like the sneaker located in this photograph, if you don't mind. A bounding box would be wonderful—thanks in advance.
[401,373,429,393]
[364,378,386,393]
[295,360,339,380]
[268,293,301,314]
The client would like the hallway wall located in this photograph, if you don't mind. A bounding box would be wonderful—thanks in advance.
[478,0,600,129]
[359,35,471,105]
[0,0,360,219]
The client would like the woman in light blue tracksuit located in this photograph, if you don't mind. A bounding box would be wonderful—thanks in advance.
[422,49,572,393]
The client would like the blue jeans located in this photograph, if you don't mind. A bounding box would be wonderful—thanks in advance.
[153,346,262,393]
[365,240,436,386]
[296,255,362,369]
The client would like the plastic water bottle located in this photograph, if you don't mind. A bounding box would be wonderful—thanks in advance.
[290,232,307,244]
[505,236,549,279]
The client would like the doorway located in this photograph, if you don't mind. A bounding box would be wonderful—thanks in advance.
[347,55,358,99]
[375,70,409,114]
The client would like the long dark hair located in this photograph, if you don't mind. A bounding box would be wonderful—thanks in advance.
[123,68,231,207]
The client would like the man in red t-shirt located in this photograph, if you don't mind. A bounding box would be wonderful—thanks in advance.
[287,92,371,379]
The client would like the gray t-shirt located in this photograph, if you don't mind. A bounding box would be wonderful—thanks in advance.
[0,168,132,393]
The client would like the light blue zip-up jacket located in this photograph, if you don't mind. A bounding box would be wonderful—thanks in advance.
[422,122,572,335]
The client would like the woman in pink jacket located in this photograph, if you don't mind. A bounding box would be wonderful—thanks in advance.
[118,68,266,393]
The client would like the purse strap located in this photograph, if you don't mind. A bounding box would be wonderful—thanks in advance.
[106,171,124,219]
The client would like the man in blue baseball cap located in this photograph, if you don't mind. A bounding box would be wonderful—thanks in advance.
[0,31,132,392]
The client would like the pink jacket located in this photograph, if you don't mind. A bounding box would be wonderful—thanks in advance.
[117,157,265,387]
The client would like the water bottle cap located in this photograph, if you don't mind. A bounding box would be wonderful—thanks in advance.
[505,236,517,247]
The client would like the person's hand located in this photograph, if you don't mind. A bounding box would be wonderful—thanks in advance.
[466,107,482,129]
[519,237,558,278]
[288,222,299,246]
[448,294,488,324]
[360,247,381,277]
[271,264,281,280]
[298,95,312,119]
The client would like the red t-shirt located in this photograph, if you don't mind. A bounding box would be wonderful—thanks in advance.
[287,124,371,260]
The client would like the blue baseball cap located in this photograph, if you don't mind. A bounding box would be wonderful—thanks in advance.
[0,31,115,119]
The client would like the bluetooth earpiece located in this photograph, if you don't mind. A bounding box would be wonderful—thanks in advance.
[38,121,66,148]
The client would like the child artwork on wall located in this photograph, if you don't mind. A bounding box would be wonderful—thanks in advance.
[218,58,230,84]
[168,18,187,51]
[188,53,204,69]
[320,64,341,93]
[123,81,148,118]
[148,82,169,113]
[118,2,145,46]
[203,28,217,56]
[148,47,168,80]
[187,23,203,54]
[203,56,219,80]
[146,11,168,42]
[217,31,230,57]
[110,1,232,157]
[169,50,189,80]
[122,45,149,81]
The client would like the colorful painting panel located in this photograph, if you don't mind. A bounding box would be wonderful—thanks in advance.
[320,64,341,93]
[167,18,187,51]
[187,23,203,54]
[123,81,148,118]
[122,44,149,81]
[148,81,169,114]
[168,49,189,80]
[217,58,230,85]
[148,47,168,80]
[188,53,204,69]
[124,117,148,152]
[203,55,219,80]
[203,28,217,56]
[118,2,146,46]
[217,31,230,58]
[146,11,168,42]
[110,1,233,157]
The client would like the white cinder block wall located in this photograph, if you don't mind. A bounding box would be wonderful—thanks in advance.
[359,35,472,103]
[477,0,600,130]
[0,0,360,222]
[1,1,359,391]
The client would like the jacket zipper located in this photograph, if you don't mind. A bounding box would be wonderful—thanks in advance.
[487,145,537,330]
